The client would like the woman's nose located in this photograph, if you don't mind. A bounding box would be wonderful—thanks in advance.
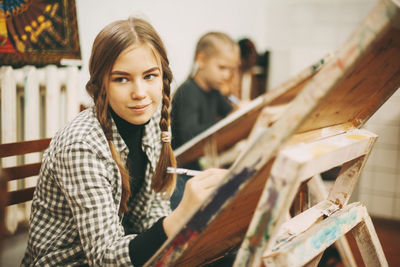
[130,80,146,99]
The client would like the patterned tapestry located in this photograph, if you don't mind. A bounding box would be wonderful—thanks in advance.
[0,0,81,67]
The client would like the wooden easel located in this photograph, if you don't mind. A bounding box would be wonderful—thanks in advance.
[145,0,400,266]
[235,128,386,266]
[231,107,359,267]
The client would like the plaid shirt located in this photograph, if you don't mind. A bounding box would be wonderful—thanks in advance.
[21,107,171,266]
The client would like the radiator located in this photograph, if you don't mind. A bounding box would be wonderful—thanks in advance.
[0,65,81,234]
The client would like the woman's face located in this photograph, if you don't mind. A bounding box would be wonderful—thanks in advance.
[107,43,163,125]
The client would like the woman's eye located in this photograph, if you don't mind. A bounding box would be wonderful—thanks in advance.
[114,77,128,83]
[144,73,157,80]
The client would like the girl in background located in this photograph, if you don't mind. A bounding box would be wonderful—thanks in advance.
[170,32,240,210]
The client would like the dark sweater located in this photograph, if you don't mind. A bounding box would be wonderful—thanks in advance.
[171,78,233,168]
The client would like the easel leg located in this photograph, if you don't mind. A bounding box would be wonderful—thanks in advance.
[352,215,388,266]
[328,151,374,208]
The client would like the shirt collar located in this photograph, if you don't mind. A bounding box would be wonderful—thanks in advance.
[142,108,162,171]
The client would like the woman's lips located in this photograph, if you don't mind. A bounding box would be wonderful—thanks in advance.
[129,103,150,112]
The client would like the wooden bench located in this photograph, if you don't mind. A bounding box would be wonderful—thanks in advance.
[0,138,51,206]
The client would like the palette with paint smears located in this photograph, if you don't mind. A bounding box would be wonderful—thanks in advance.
[145,0,400,266]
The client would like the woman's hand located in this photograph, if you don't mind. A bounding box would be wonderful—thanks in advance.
[163,168,228,238]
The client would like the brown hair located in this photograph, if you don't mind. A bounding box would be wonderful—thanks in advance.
[86,17,176,215]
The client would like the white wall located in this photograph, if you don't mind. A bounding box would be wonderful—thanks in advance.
[75,0,268,105]
[264,0,377,88]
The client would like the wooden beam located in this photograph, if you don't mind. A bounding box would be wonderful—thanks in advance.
[352,214,388,266]
[3,163,42,181]
[7,187,35,206]
[0,138,51,158]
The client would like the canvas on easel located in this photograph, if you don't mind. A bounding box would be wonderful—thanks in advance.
[146,0,400,265]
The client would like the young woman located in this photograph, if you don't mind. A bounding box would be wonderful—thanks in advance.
[21,17,226,266]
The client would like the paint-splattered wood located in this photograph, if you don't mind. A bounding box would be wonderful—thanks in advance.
[308,176,357,267]
[262,202,386,267]
[273,129,377,182]
[234,129,377,267]
[274,200,339,244]
[352,213,388,266]
[173,161,274,266]
[174,56,328,166]
[145,1,399,266]
[328,156,371,209]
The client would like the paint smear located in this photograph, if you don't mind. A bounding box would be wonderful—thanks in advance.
[311,210,357,250]
[346,134,367,141]
[311,143,339,157]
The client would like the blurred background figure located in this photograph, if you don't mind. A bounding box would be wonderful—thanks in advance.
[236,38,270,101]
[170,32,239,210]
[171,32,239,163]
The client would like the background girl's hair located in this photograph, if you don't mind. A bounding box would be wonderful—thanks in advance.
[85,17,176,215]
[190,32,237,77]
[195,31,237,58]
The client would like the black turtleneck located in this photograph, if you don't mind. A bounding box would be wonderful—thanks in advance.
[110,109,167,266]
[111,109,148,198]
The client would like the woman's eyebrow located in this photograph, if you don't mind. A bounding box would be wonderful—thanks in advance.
[143,67,160,75]
[110,70,130,76]
[110,67,160,76]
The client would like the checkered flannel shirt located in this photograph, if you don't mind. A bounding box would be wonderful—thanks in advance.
[21,106,171,266]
